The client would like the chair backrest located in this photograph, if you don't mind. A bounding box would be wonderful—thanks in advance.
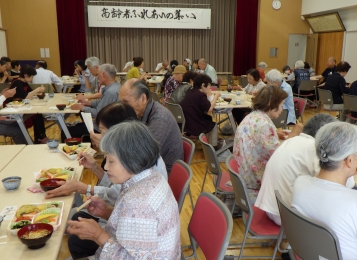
[293,97,307,119]
[29,83,54,94]
[240,76,248,87]
[168,160,193,213]
[188,192,233,260]
[271,109,288,129]
[298,80,318,91]
[318,88,333,106]
[226,155,252,214]
[150,91,160,102]
[165,102,185,133]
[275,190,343,260]
[343,94,357,113]
[226,74,234,85]
[227,154,239,174]
[217,78,222,89]
[199,133,221,175]
[182,136,195,165]
[166,97,176,104]
[0,83,11,92]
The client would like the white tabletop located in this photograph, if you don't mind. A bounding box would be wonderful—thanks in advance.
[40,93,80,114]
[0,145,26,171]
[147,76,164,84]
[0,144,84,260]
[214,91,252,109]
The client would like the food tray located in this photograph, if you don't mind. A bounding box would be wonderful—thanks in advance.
[7,101,24,108]
[7,201,64,235]
[59,144,96,160]
[35,167,75,184]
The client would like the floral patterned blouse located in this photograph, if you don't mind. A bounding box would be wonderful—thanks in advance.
[163,76,180,104]
[233,110,280,202]
[95,168,181,260]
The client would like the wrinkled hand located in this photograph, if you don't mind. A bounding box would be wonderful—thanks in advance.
[78,151,97,169]
[44,180,72,199]
[289,122,304,138]
[90,132,102,148]
[71,103,83,111]
[277,130,289,140]
[1,88,16,98]
[67,217,103,241]
[87,196,109,218]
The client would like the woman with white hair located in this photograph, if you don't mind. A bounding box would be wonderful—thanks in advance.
[287,60,310,93]
[265,69,296,125]
[292,122,357,260]
[257,61,268,81]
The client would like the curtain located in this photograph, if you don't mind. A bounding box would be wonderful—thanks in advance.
[56,0,87,75]
[233,0,258,76]
[84,0,236,73]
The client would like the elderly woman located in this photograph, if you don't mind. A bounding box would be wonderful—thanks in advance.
[265,69,296,125]
[292,122,357,260]
[72,60,94,93]
[67,121,180,259]
[126,57,147,80]
[287,60,310,93]
[257,62,267,81]
[170,71,198,104]
[180,74,221,149]
[233,85,302,202]
[163,65,186,104]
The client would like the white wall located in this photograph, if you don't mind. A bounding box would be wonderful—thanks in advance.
[287,34,307,69]
[343,32,357,84]
[302,0,357,15]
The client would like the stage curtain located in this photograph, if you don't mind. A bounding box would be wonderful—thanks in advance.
[56,0,87,75]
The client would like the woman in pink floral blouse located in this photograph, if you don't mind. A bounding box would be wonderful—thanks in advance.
[67,121,181,260]
[233,85,302,202]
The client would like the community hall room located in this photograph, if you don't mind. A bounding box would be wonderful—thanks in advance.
[1,0,357,259]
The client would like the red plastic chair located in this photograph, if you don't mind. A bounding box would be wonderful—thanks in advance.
[182,136,195,165]
[184,192,233,260]
[168,160,193,213]
[225,155,284,259]
[293,97,307,123]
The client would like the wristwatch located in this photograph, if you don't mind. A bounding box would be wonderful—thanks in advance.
[86,185,91,197]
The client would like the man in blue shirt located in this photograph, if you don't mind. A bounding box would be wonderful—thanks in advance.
[266,69,296,125]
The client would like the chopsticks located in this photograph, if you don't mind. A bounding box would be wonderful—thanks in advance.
[65,147,89,170]
[76,194,98,212]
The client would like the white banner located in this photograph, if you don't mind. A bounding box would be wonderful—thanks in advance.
[88,6,211,29]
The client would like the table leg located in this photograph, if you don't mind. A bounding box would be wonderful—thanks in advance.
[155,83,161,94]
[54,114,72,138]
[12,114,33,144]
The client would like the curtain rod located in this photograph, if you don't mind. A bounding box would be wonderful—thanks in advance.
[88,1,210,6]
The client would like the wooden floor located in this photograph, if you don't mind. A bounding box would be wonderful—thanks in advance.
[0,104,336,260]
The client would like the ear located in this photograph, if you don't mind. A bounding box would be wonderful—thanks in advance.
[345,154,354,169]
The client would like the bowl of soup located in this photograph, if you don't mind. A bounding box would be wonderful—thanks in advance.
[39,178,64,192]
[17,223,53,249]
[65,137,82,146]
[2,176,21,190]
[37,93,45,99]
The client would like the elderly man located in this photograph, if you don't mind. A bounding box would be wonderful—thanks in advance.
[265,69,296,125]
[76,57,102,101]
[163,65,186,104]
[119,79,184,173]
[287,60,310,93]
[255,114,355,226]
[155,60,170,72]
[32,60,63,92]
[257,61,268,81]
[198,58,217,85]
[315,56,337,84]
[61,64,120,141]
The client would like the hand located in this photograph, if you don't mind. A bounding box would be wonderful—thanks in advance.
[288,122,304,138]
[277,130,289,140]
[214,92,221,98]
[71,103,83,111]
[3,71,9,77]
[90,132,102,148]
[86,196,109,218]
[1,88,16,98]
[44,179,81,199]
[76,94,85,101]
[74,69,79,76]
[78,151,97,169]
[37,86,46,93]
[67,217,104,241]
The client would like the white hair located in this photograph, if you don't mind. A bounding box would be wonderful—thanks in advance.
[315,122,357,170]
[258,62,268,69]
[265,69,283,84]
[99,64,117,79]
[85,57,100,68]
[295,60,305,69]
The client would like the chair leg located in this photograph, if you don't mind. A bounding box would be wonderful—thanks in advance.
[200,167,208,193]
[238,219,252,260]
[187,186,195,211]
[272,227,285,259]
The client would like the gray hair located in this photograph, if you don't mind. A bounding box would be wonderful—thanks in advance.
[302,114,336,137]
[85,57,100,68]
[258,62,268,69]
[99,63,117,79]
[295,60,304,69]
[265,69,283,84]
[128,79,152,101]
[199,58,207,64]
[315,122,357,171]
[100,121,160,174]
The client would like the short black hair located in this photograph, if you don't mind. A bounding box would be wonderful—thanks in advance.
[96,102,138,130]
[193,74,212,89]
[170,60,178,70]
[37,60,47,69]
[133,57,144,67]
[19,65,37,78]
[246,68,260,82]
[183,71,198,83]
[0,60,7,66]
[304,62,311,69]
[11,60,20,69]
[336,61,351,73]
[74,60,87,70]
[282,65,290,72]
[0,57,11,62]
[193,59,199,64]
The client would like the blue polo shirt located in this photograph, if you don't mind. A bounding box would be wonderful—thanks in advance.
[281,80,296,124]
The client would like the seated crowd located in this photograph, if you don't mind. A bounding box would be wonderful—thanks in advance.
[2,53,357,260]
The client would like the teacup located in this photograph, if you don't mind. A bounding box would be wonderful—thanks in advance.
[236,92,241,96]
[235,100,241,105]
[221,94,227,98]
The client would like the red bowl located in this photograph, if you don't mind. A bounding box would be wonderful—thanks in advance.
[39,178,63,192]
[56,104,66,110]
[65,137,82,146]
[17,223,53,249]
[37,93,45,99]
[223,98,232,103]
